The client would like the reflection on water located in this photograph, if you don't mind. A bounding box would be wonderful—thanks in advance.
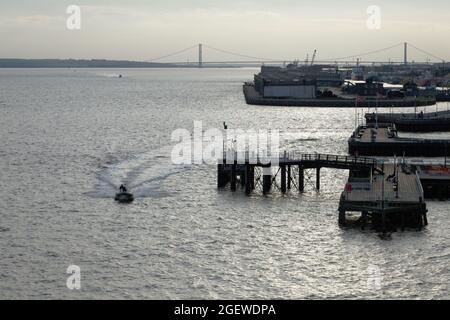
[0,68,448,299]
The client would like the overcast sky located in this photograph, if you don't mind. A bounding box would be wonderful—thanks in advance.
[0,0,449,62]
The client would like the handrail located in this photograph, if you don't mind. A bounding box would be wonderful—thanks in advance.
[221,151,381,167]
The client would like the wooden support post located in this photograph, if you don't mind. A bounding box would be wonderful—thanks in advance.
[263,169,272,194]
[339,209,346,226]
[250,166,255,190]
[287,165,291,190]
[281,165,287,193]
[361,211,368,230]
[401,212,406,231]
[299,166,304,192]
[231,164,237,192]
[217,164,224,188]
[316,167,321,190]
[245,165,252,196]
[381,211,387,233]
[417,212,423,230]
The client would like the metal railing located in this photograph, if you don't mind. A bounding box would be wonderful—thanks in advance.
[221,150,381,168]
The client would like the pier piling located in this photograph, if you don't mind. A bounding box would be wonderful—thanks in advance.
[245,165,252,195]
[281,165,287,193]
[263,170,272,194]
[316,167,321,190]
[231,164,237,192]
[338,209,346,226]
[287,165,291,190]
[299,166,305,192]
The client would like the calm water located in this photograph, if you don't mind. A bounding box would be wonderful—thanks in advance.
[0,68,448,299]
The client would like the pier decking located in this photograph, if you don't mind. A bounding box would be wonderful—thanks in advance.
[339,164,427,231]
[348,123,450,157]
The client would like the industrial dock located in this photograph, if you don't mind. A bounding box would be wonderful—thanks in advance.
[365,109,450,131]
[217,109,450,232]
[244,82,435,108]
[348,123,450,157]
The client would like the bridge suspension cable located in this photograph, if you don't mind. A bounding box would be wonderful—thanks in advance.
[322,42,404,61]
[202,44,281,62]
[145,42,448,64]
[407,43,446,62]
[146,44,198,62]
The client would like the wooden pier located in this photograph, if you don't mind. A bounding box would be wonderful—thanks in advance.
[348,123,450,157]
[217,153,381,195]
[217,153,428,231]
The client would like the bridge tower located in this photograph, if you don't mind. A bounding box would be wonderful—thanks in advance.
[404,42,408,65]
[199,43,203,68]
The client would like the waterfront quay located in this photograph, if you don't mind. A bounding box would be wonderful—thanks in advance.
[365,109,450,132]
[348,123,450,157]
[217,152,427,231]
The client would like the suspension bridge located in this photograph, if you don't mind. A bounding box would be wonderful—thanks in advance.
[146,42,448,67]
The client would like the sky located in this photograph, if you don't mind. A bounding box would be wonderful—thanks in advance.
[0,0,449,62]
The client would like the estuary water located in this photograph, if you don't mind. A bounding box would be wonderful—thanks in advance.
[0,68,448,299]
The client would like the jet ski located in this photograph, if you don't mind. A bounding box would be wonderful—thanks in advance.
[115,192,134,203]
[115,185,134,203]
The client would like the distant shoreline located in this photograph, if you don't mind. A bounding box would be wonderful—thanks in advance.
[0,59,247,68]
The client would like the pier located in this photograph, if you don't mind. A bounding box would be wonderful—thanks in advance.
[348,123,450,157]
[217,152,381,195]
[217,152,428,230]
[339,164,428,231]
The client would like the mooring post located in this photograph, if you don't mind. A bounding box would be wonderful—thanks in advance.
[316,167,321,190]
[231,163,237,192]
[287,165,291,189]
[299,166,304,192]
[245,165,252,195]
[281,165,287,193]
[263,167,272,194]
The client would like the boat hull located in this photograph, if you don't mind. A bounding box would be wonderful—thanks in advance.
[114,192,134,203]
